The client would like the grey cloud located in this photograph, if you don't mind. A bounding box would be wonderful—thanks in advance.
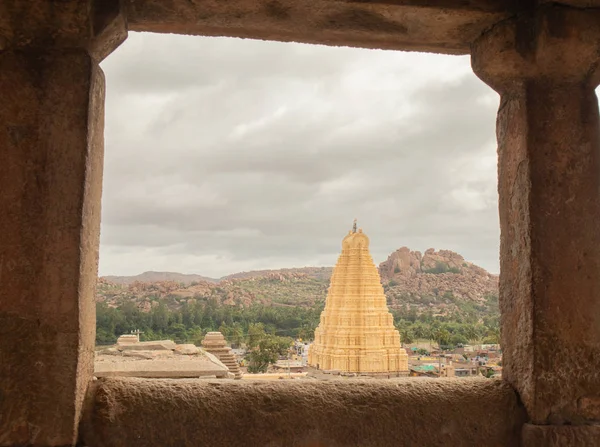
[103,34,375,94]
[99,32,501,277]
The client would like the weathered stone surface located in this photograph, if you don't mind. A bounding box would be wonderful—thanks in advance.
[120,349,173,359]
[125,0,511,55]
[94,358,229,378]
[309,227,408,373]
[472,5,600,90]
[522,424,600,447]
[98,347,122,356]
[174,344,200,355]
[80,378,526,447]
[118,340,177,351]
[472,4,600,425]
[202,332,243,379]
[95,338,230,379]
[89,0,128,62]
[379,247,498,302]
[379,246,422,278]
[116,334,139,345]
[4,2,600,447]
[0,0,127,61]
[0,50,105,446]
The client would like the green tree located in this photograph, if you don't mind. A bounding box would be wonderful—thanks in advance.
[483,327,501,345]
[432,328,451,348]
[400,328,415,344]
[464,324,480,343]
[188,326,205,346]
[247,335,292,373]
[218,322,231,338]
[247,323,266,348]
[151,303,169,332]
[229,323,244,348]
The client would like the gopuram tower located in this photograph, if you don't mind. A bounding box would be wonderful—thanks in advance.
[308,221,409,375]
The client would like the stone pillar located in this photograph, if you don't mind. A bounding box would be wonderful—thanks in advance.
[0,2,125,445]
[472,4,600,443]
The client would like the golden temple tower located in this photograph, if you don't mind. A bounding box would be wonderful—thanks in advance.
[308,222,409,374]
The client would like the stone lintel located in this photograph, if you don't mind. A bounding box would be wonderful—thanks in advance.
[0,0,127,61]
[548,0,600,7]
[0,49,105,446]
[342,0,512,12]
[80,378,526,447]
[125,0,511,55]
[522,423,600,447]
[471,3,600,426]
[89,0,128,62]
[471,4,600,90]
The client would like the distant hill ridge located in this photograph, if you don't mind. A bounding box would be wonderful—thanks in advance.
[221,267,333,282]
[97,247,499,315]
[100,248,496,285]
[101,267,333,285]
[103,271,219,285]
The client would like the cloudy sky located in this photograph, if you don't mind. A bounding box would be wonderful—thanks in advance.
[98,32,500,279]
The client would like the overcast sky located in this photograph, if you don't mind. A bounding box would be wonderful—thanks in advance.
[98,32,500,279]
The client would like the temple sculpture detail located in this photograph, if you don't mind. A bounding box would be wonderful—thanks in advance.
[308,223,409,374]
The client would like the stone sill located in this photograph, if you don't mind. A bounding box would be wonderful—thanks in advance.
[80,377,526,447]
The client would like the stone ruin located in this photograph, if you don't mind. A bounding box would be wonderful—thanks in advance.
[201,332,243,379]
[94,335,232,379]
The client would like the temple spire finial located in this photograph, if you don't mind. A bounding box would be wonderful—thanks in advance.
[352,218,357,233]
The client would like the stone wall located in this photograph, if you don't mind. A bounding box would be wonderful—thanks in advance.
[80,378,526,447]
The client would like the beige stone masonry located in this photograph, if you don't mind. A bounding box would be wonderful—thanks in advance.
[94,354,230,379]
[94,339,230,378]
[309,227,408,374]
[202,331,243,379]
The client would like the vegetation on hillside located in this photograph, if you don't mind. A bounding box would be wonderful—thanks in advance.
[245,323,293,373]
[225,276,328,306]
[422,261,461,274]
[96,292,501,350]
[96,299,324,346]
[96,256,500,351]
[391,293,501,348]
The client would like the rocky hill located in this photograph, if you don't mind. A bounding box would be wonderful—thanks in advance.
[380,247,498,303]
[221,267,333,282]
[97,272,329,311]
[103,271,218,284]
[97,247,498,319]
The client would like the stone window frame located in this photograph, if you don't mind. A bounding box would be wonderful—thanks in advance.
[81,8,526,441]
[4,1,600,446]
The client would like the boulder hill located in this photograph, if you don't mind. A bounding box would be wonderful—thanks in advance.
[379,247,498,303]
[97,248,498,313]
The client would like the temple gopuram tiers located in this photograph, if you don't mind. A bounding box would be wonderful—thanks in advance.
[308,223,409,374]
